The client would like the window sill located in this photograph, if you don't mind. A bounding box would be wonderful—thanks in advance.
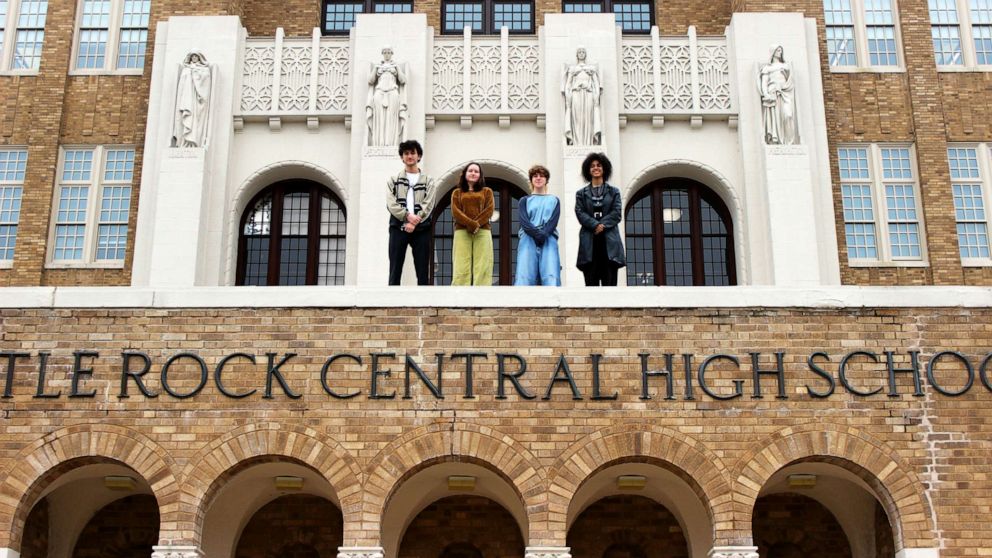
[69,68,145,77]
[0,69,40,77]
[0,261,12,269]
[936,65,992,72]
[961,258,992,267]
[828,66,905,74]
[847,260,929,268]
[45,261,126,270]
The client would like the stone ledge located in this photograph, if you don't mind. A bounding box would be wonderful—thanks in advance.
[0,285,990,309]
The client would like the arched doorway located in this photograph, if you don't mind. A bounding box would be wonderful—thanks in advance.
[398,495,524,558]
[752,462,896,558]
[568,494,688,558]
[237,179,347,285]
[18,461,160,558]
[233,494,342,558]
[624,178,735,286]
[430,177,527,285]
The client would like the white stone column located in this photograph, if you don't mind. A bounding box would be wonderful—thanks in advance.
[524,546,571,558]
[726,12,840,286]
[132,16,247,287]
[151,546,204,558]
[896,549,940,558]
[0,548,21,558]
[708,546,759,558]
[337,546,385,558]
[542,14,625,288]
[350,14,430,287]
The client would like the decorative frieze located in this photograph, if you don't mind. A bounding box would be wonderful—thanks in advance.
[337,546,385,558]
[525,547,572,558]
[708,546,759,558]
[151,546,204,558]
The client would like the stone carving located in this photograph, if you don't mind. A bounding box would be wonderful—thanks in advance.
[622,44,654,111]
[708,546,760,558]
[366,46,407,147]
[525,547,572,558]
[697,42,731,110]
[240,38,351,115]
[279,44,312,111]
[172,52,214,149]
[659,42,692,110]
[561,47,603,146]
[757,45,800,145]
[508,44,541,110]
[432,42,465,111]
[470,43,502,110]
[241,44,275,112]
[337,547,385,558]
[151,546,204,558]
[317,45,351,112]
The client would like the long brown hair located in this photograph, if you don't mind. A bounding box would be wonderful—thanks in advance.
[457,162,487,192]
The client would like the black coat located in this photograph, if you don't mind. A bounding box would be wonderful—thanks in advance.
[575,183,626,270]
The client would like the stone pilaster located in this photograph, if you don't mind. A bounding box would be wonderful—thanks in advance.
[0,548,21,558]
[151,547,204,558]
[708,546,759,558]
[896,549,940,558]
[524,546,572,558]
[337,547,385,558]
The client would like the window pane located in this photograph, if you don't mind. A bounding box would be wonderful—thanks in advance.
[864,0,894,24]
[953,183,986,221]
[76,29,108,69]
[282,192,310,236]
[930,0,960,23]
[104,149,135,181]
[13,29,44,69]
[243,237,269,285]
[824,0,856,66]
[880,147,913,179]
[121,0,150,27]
[54,224,86,261]
[0,186,22,260]
[838,147,870,179]
[974,25,992,64]
[0,150,28,182]
[244,194,272,236]
[374,1,413,12]
[664,236,692,286]
[957,222,991,258]
[493,2,533,32]
[867,25,897,65]
[62,149,94,181]
[57,186,89,223]
[99,185,130,223]
[613,1,651,33]
[320,194,347,236]
[888,222,920,258]
[661,190,690,235]
[17,0,46,27]
[325,1,363,32]
[931,0,962,64]
[278,237,309,285]
[318,237,346,285]
[444,2,483,32]
[844,223,878,259]
[625,235,654,286]
[841,184,874,222]
[96,223,127,260]
[432,205,453,285]
[80,0,110,27]
[702,236,729,286]
[118,28,148,69]
[948,147,980,179]
[563,1,603,12]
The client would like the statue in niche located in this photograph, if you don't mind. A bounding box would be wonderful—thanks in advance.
[757,45,800,145]
[171,51,214,149]
[561,47,603,146]
[366,46,408,147]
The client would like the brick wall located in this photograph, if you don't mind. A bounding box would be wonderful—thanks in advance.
[567,495,689,558]
[71,494,160,558]
[0,306,989,552]
[233,494,344,558]
[398,495,525,558]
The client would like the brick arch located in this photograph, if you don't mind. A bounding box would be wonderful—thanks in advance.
[0,423,180,551]
[361,421,547,545]
[732,422,936,551]
[179,422,363,545]
[546,423,732,546]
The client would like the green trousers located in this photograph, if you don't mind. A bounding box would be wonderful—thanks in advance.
[452,229,494,285]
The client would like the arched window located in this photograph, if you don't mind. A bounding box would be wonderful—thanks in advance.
[430,177,526,285]
[237,180,346,286]
[625,178,736,286]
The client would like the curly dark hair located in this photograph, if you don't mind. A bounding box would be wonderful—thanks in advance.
[580,152,613,183]
[457,162,487,192]
[398,140,423,158]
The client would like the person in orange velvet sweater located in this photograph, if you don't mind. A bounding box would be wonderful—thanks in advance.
[450,162,495,285]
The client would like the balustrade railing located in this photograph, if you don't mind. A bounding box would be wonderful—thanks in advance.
[431,27,542,115]
[620,26,734,116]
[238,28,351,118]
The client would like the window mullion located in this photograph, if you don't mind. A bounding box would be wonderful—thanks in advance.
[979,143,992,256]
[106,0,123,71]
[870,144,892,261]
[853,0,869,67]
[958,0,977,66]
[82,146,104,263]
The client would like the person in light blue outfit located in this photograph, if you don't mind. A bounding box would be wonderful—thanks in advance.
[515,164,562,286]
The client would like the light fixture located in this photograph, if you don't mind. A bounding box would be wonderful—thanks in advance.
[103,476,137,491]
[447,475,476,491]
[616,475,647,490]
[274,476,304,490]
[491,210,500,223]
[662,208,683,223]
[787,474,817,488]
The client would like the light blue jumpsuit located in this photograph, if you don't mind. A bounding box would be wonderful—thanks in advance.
[514,194,562,286]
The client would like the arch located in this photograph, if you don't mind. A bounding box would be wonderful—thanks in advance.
[434,159,532,197]
[0,424,179,550]
[179,422,362,546]
[547,423,732,547]
[361,421,547,545]
[225,160,348,283]
[732,422,936,551]
[625,160,746,283]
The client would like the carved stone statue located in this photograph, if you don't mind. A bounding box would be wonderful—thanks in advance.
[757,45,800,145]
[561,47,603,146]
[366,46,408,147]
[171,51,214,149]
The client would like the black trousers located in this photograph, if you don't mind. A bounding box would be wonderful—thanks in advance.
[388,226,431,285]
[582,234,618,286]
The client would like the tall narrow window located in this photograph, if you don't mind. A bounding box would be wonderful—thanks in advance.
[624,179,735,286]
[929,0,963,65]
[49,146,134,266]
[0,1,8,63]
[562,0,652,33]
[838,144,925,265]
[12,0,47,69]
[865,0,897,65]
[237,181,347,286]
[71,0,149,72]
[824,0,856,66]
[971,0,992,64]
[322,0,413,34]
[0,149,26,264]
[948,146,992,262]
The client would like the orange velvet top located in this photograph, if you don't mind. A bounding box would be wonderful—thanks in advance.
[450,187,495,232]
